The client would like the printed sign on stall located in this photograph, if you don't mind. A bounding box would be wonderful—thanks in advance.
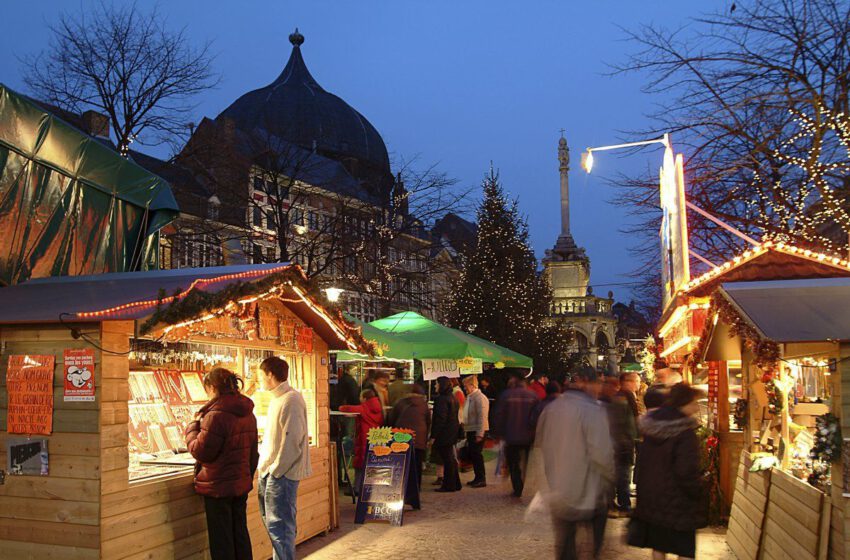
[63,348,96,402]
[457,357,483,375]
[7,354,55,435]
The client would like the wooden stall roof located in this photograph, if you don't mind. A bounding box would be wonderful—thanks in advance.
[0,263,362,351]
[720,277,850,343]
[659,240,850,328]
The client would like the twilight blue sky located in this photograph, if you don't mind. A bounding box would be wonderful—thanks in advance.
[0,1,723,303]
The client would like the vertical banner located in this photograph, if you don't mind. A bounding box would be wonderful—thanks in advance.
[707,361,719,431]
[63,348,96,402]
[7,354,55,435]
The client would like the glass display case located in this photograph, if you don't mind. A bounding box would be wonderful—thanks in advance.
[128,340,319,482]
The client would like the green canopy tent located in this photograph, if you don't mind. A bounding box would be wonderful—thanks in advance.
[0,84,179,285]
[369,311,533,370]
[333,314,414,362]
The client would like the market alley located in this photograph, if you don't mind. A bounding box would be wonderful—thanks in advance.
[298,462,734,560]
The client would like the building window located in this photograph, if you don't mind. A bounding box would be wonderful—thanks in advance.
[307,210,318,231]
[252,206,264,229]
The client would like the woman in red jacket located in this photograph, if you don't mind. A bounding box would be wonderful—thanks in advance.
[340,389,384,496]
[185,368,259,560]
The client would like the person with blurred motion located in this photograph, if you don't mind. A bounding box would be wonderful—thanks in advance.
[185,368,259,560]
[644,359,683,411]
[529,373,549,400]
[339,389,384,495]
[388,368,410,406]
[629,384,707,560]
[600,375,637,517]
[366,370,391,410]
[530,380,561,432]
[388,384,431,489]
[431,376,462,492]
[535,366,614,560]
[330,366,360,410]
[494,377,539,497]
[462,375,490,488]
[256,357,311,560]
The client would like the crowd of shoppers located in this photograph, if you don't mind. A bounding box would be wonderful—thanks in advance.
[220,356,707,560]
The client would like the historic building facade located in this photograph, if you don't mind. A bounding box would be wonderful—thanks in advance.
[542,135,619,371]
[138,30,461,322]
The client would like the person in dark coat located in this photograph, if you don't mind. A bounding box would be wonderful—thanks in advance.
[630,383,706,559]
[339,389,384,495]
[330,367,360,410]
[389,384,431,491]
[430,376,462,492]
[185,368,259,560]
[494,378,538,497]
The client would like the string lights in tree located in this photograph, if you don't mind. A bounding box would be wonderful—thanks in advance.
[444,169,572,375]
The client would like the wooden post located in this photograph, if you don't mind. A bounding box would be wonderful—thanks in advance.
[839,342,850,558]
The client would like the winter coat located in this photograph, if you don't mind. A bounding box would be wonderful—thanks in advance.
[185,392,259,498]
[530,393,560,432]
[340,397,384,469]
[430,391,460,447]
[606,394,638,465]
[494,386,538,445]
[463,389,490,437]
[535,389,614,520]
[635,407,707,531]
[388,394,431,450]
[331,373,360,410]
[529,381,547,400]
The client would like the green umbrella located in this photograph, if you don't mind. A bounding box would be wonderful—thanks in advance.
[369,311,532,369]
[333,314,415,362]
[620,362,644,372]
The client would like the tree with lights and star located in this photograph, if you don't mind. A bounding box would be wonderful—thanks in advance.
[445,169,572,377]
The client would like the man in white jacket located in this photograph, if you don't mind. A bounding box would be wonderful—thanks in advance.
[535,366,614,560]
[257,357,312,560]
[462,375,490,488]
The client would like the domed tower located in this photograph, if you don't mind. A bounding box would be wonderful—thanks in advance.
[216,29,393,199]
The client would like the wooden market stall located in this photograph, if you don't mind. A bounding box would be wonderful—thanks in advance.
[697,277,850,560]
[0,264,367,560]
[657,240,850,511]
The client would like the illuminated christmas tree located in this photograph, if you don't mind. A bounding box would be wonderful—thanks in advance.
[446,169,572,376]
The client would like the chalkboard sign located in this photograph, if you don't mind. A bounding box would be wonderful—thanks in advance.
[354,427,420,525]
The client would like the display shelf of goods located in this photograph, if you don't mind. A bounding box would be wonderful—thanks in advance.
[128,370,206,481]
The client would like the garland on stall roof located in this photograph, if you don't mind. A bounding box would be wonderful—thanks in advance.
[138,267,374,354]
[689,294,780,371]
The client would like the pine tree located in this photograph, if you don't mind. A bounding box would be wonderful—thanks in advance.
[446,169,572,376]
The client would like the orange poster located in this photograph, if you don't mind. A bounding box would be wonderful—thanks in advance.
[7,354,55,435]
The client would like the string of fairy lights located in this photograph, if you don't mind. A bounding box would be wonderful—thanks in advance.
[739,106,850,257]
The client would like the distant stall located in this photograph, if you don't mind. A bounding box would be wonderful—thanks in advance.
[0,264,367,559]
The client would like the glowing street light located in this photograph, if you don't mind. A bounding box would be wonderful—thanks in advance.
[324,287,343,303]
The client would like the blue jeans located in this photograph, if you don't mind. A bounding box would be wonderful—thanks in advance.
[258,474,299,560]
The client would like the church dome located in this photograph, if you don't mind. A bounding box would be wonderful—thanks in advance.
[216,29,391,188]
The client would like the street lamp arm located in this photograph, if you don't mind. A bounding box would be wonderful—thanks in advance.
[586,135,669,153]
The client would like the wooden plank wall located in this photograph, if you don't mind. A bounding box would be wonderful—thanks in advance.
[727,452,770,560]
[98,320,332,560]
[0,324,103,560]
[760,468,826,560]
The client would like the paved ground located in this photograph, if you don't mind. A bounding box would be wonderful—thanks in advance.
[298,465,734,560]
